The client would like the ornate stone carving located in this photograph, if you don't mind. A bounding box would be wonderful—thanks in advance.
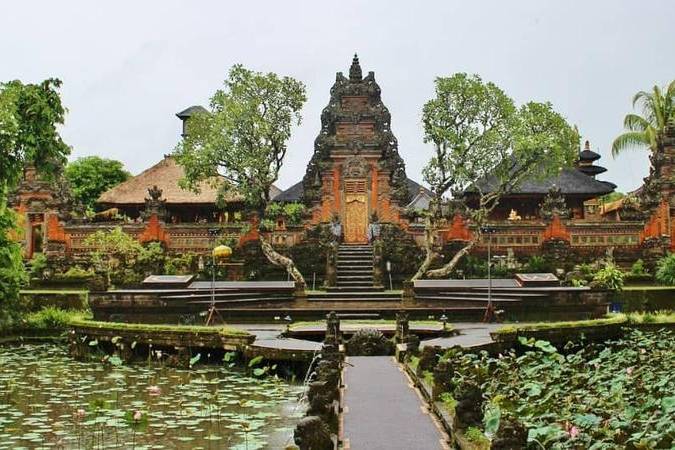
[142,185,167,221]
[454,380,484,429]
[539,186,571,220]
[343,156,369,178]
[293,416,333,450]
[345,328,393,356]
[301,56,410,207]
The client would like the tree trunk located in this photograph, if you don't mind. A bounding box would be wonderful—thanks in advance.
[259,236,306,286]
[425,238,478,279]
[411,216,438,281]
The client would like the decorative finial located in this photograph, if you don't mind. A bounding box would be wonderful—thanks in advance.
[584,140,590,151]
[349,53,362,82]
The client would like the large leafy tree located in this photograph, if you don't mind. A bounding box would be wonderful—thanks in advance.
[174,64,307,284]
[612,80,675,156]
[0,79,70,329]
[413,73,577,280]
[65,156,130,211]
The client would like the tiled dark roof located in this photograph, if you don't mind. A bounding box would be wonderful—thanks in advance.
[466,167,616,196]
[272,180,304,202]
[176,105,208,119]
[272,178,432,202]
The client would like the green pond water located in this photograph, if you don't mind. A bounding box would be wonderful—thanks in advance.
[0,344,304,449]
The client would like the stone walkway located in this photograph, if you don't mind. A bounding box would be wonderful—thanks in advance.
[343,356,449,450]
[422,322,502,349]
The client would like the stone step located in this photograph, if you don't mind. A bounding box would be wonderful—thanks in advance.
[326,286,384,293]
[415,295,522,303]
[337,259,373,265]
[308,296,400,302]
[309,291,396,299]
[338,275,374,281]
[338,270,374,275]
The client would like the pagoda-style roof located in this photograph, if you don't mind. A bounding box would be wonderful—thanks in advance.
[579,142,601,162]
[465,167,616,197]
[98,156,245,205]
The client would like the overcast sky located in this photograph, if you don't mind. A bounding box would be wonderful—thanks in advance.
[2,1,674,193]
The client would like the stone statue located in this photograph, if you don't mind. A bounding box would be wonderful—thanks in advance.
[329,213,342,242]
[293,416,333,450]
[366,211,381,242]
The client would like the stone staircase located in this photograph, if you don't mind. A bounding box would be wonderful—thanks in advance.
[335,244,376,290]
[310,244,400,303]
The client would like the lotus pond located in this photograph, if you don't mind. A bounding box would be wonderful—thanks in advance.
[439,328,675,449]
[0,344,304,449]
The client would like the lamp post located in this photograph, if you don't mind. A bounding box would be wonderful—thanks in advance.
[386,261,393,291]
[284,314,293,334]
[439,313,448,332]
[205,228,232,326]
[480,226,497,323]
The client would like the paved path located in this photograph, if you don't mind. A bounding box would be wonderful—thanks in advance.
[343,356,448,450]
[422,322,502,349]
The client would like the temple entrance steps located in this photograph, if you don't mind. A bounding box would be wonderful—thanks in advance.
[335,243,378,291]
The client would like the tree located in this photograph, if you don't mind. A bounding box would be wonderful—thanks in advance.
[65,156,130,211]
[612,80,675,156]
[84,227,143,287]
[413,73,577,280]
[173,64,307,284]
[0,79,70,329]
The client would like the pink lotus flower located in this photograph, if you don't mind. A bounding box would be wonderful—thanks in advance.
[74,408,86,420]
[147,385,161,396]
[568,426,580,439]
[626,367,634,376]
[133,410,142,421]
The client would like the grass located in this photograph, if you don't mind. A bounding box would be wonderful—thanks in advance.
[494,311,675,334]
[495,314,628,334]
[626,311,675,324]
[14,307,249,337]
[68,317,250,337]
[623,285,675,291]
[20,289,88,294]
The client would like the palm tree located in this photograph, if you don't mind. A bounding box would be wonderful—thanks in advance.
[612,80,675,156]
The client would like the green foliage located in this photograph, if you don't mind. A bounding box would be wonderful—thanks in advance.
[164,252,199,276]
[655,253,675,286]
[0,78,70,332]
[174,64,307,211]
[439,392,457,412]
[0,78,70,188]
[592,262,625,291]
[61,266,95,279]
[84,227,143,287]
[379,224,423,284]
[28,253,47,279]
[464,427,489,445]
[599,191,625,204]
[612,80,675,156]
[23,307,82,330]
[281,202,306,225]
[440,329,675,448]
[64,156,130,210]
[630,259,649,276]
[525,255,551,273]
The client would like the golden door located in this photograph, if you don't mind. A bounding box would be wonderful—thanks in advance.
[344,194,367,243]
